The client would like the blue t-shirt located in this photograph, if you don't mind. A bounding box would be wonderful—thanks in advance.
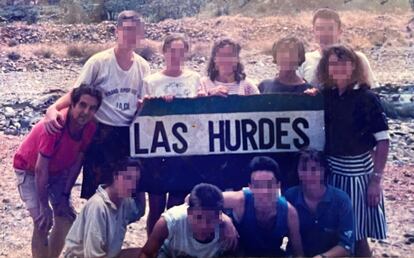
[235,188,289,256]
[284,185,355,256]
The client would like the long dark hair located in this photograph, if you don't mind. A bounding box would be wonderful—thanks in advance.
[206,38,246,83]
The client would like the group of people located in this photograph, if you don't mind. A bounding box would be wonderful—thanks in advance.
[12,7,389,258]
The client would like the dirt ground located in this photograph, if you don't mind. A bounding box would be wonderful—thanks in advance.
[1,134,413,257]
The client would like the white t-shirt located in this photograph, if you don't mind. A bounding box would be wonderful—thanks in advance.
[199,76,259,95]
[159,204,224,258]
[297,50,377,88]
[142,70,201,98]
[74,48,150,126]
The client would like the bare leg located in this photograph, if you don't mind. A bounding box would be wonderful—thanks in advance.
[48,215,73,258]
[29,208,49,258]
[116,248,142,258]
[146,193,166,237]
[166,193,185,209]
[355,238,372,257]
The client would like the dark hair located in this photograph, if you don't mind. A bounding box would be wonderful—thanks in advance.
[188,183,224,211]
[206,38,246,83]
[317,44,370,90]
[71,84,103,109]
[116,10,142,27]
[272,37,306,66]
[105,157,142,186]
[296,148,331,183]
[312,8,342,29]
[162,34,190,53]
[248,156,281,183]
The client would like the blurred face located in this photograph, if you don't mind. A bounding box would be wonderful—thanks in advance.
[249,171,280,209]
[298,159,325,191]
[328,53,355,88]
[214,44,239,76]
[164,40,187,70]
[114,166,140,198]
[116,20,144,50]
[70,94,99,126]
[188,208,221,238]
[313,18,341,49]
[276,44,300,71]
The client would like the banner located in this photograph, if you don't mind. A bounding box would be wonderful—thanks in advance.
[130,94,325,158]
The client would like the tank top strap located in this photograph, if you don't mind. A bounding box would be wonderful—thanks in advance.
[274,196,289,237]
[242,188,255,221]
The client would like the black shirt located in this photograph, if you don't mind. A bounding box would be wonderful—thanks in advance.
[323,87,389,156]
[258,79,312,94]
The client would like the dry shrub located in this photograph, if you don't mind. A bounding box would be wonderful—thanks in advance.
[190,41,212,59]
[135,39,159,61]
[66,43,108,63]
[33,47,55,59]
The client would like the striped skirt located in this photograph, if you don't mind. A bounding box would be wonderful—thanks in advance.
[327,151,387,241]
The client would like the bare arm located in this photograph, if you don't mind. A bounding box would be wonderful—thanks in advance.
[222,191,244,222]
[45,91,73,133]
[368,139,389,206]
[287,203,303,257]
[373,140,389,177]
[34,154,53,231]
[139,218,169,258]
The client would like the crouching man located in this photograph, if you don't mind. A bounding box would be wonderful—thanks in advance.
[13,85,102,258]
[140,183,237,258]
[64,157,145,258]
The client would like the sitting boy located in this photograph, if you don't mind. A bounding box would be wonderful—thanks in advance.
[284,149,354,257]
[140,183,237,258]
[223,156,303,256]
[64,158,145,258]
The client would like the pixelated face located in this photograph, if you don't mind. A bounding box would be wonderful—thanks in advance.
[188,208,221,235]
[114,166,140,198]
[276,44,301,71]
[313,18,341,49]
[164,40,187,69]
[70,94,99,126]
[249,171,279,207]
[298,159,325,189]
[116,20,144,49]
[328,53,355,87]
[214,44,239,75]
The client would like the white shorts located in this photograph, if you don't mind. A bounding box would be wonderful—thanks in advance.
[15,169,68,211]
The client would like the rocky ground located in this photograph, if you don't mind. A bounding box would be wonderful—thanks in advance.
[1,11,414,257]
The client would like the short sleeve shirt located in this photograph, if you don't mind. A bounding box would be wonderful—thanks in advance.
[258,79,312,94]
[159,204,224,258]
[74,48,151,126]
[284,185,355,256]
[13,109,96,175]
[199,76,259,96]
[323,87,389,156]
[142,70,201,98]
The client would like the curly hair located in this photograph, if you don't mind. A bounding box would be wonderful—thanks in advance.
[316,44,370,90]
[206,38,246,83]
